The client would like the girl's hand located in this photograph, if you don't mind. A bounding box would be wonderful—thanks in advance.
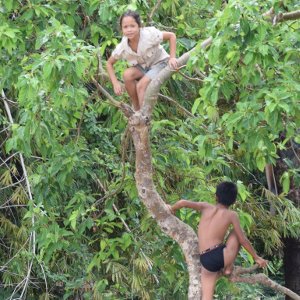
[113,81,123,96]
[168,57,178,70]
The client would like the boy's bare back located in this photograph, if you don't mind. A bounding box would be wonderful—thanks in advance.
[198,203,235,252]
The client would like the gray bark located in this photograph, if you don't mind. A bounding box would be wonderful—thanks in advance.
[128,112,201,299]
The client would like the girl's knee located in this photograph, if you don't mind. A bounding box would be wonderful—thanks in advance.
[136,77,150,92]
[123,69,134,82]
[136,80,145,93]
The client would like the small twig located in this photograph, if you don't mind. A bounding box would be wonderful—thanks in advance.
[0,125,12,133]
[178,71,204,82]
[0,178,26,190]
[0,204,27,209]
[76,102,87,141]
[0,152,19,167]
[0,238,30,272]
[158,93,193,117]
[222,154,264,186]
[194,69,206,79]
[291,141,300,163]
[96,53,109,82]
[94,126,130,206]
[112,203,159,284]
[38,260,48,297]
[147,0,163,24]
[91,76,134,118]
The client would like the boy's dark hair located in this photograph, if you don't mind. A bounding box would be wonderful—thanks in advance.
[216,181,237,206]
[120,10,142,28]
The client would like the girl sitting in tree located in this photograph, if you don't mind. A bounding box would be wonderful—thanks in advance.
[107,10,178,111]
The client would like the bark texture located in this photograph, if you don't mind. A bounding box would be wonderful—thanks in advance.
[129,113,201,299]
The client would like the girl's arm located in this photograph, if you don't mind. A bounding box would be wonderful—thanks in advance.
[106,56,123,95]
[162,32,178,69]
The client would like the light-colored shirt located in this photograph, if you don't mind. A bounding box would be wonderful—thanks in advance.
[112,27,169,68]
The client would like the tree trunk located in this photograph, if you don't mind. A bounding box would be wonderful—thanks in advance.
[284,237,300,299]
[129,114,201,299]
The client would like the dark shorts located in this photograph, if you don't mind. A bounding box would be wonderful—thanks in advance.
[200,244,226,272]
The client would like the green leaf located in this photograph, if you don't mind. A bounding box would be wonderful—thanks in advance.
[256,155,266,172]
[69,210,79,230]
[280,172,290,194]
[243,52,253,65]
[43,63,53,79]
[192,98,201,114]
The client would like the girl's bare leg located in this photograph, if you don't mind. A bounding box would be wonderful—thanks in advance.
[223,230,240,275]
[123,67,144,111]
[136,75,151,108]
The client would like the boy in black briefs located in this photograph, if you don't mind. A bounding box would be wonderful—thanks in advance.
[169,181,267,300]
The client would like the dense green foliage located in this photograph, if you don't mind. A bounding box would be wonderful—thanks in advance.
[0,0,299,299]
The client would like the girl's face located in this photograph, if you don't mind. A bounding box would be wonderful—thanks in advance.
[121,16,140,40]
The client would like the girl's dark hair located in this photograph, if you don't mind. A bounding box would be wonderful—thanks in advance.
[216,181,237,207]
[119,10,142,28]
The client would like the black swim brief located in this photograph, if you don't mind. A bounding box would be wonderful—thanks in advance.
[200,244,226,272]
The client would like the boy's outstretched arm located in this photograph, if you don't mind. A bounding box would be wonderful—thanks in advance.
[231,212,268,268]
[170,200,209,214]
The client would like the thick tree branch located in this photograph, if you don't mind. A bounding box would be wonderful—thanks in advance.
[128,115,201,299]
[263,8,300,25]
[142,37,212,117]
[230,265,300,300]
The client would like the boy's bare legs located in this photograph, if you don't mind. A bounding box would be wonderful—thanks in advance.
[136,75,151,109]
[223,230,240,275]
[123,67,144,111]
[201,268,220,300]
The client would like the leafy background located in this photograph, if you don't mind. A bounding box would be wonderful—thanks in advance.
[0,0,299,299]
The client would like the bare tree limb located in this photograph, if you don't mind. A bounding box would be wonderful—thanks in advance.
[91,76,134,118]
[230,265,300,300]
[263,7,300,25]
[142,37,213,117]
[278,10,300,22]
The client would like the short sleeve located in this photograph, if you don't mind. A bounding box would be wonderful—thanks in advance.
[111,43,124,60]
[145,27,163,46]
